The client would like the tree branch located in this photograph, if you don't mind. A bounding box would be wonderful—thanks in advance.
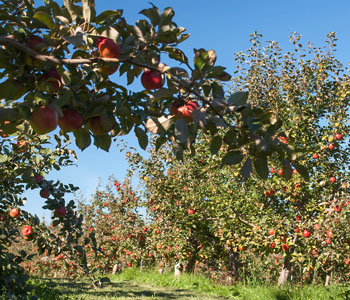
[0,36,231,127]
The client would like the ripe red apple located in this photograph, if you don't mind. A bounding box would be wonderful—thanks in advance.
[329,177,336,184]
[312,153,319,159]
[294,227,299,233]
[334,205,341,212]
[302,229,311,238]
[292,169,298,174]
[270,242,276,249]
[87,116,115,136]
[170,100,199,122]
[34,173,44,183]
[38,69,62,93]
[345,259,350,265]
[40,189,50,198]
[268,229,275,236]
[98,62,119,76]
[265,191,271,197]
[27,35,47,50]
[325,238,331,245]
[277,169,283,176]
[22,225,34,240]
[270,168,275,173]
[281,244,289,251]
[141,69,164,90]
[335,133,342,140]
[30,106,58,134]
[55,206,66,217]
[187,209,195,215]
[328,143,335,150]
[9,207,21,218]
[96,37,120,58]
[58,109,83,132]
[344,201,350,207]
[326,231,333,238]
[314,224,321,230]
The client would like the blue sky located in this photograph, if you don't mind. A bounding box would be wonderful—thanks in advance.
[23,0,350,220]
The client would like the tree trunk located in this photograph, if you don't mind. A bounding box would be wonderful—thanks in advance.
[185,255,196,273]
[228,247,240,282]
[325,273,331,286]
[277,257,291,287]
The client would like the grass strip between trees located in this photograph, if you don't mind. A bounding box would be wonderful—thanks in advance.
[29,269,350,300]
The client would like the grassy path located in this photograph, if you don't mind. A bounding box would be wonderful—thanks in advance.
[37,270,350,300]
[47,278,229,300]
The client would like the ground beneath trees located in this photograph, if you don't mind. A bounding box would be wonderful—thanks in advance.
[47,278,230,300]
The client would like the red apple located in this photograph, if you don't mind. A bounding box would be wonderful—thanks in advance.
[312,153,319,159]
[335,133,342,140]
[329,177,336,184]
[326,231,333,238]
[277,169,283,176]
[9,207,21,218]
[22,225,34,240]
[294,227,299,233]
[187,209,195,215]
[314,224,321,230]
[40,189,50,198]
[30,106,58,134]
[268,229,275,236]
[34,173,44,183]
[270,242,276,249]
[270,168,275,173]
[345,259,350,265]
[58,109,83,132]
[87,116,115,136]
[328,143,335,150]
[325,238,331,245]
[334,205,341,212]
[27,35,47,50]
[170,100,199,122]
[292,169,298,174]
[38,69,62,93]
[302,229,311,238]
[264,191,271,197]
[141,69,164,90]
[55,206,66,217]
[96,37,120,58]
[281,244,289,251]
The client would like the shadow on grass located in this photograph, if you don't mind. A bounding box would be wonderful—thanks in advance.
[44,278,200,299]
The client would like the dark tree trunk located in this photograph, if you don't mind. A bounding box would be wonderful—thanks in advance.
[278,257,291,287]
[185,255,196,273]
[228,247,240,282]
[325,273,331,286]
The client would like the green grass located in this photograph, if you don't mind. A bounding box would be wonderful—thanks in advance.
[29,270,350,300]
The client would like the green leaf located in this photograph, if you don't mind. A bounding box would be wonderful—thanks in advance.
[228,92,249,106]
[163,47,188,65]
[93,134,111,152]
[74,128,91,151]
[94,10,122,24]
[174,119,191,148]
[139,6,160,26]
[222,151,243,166]
[33,11,55,30]
[210,135,222,155]
[254,154,268,179]
[134,127,148,150]
[159,7,174,27]
[241,158,253,179]
[0,154,9,163]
